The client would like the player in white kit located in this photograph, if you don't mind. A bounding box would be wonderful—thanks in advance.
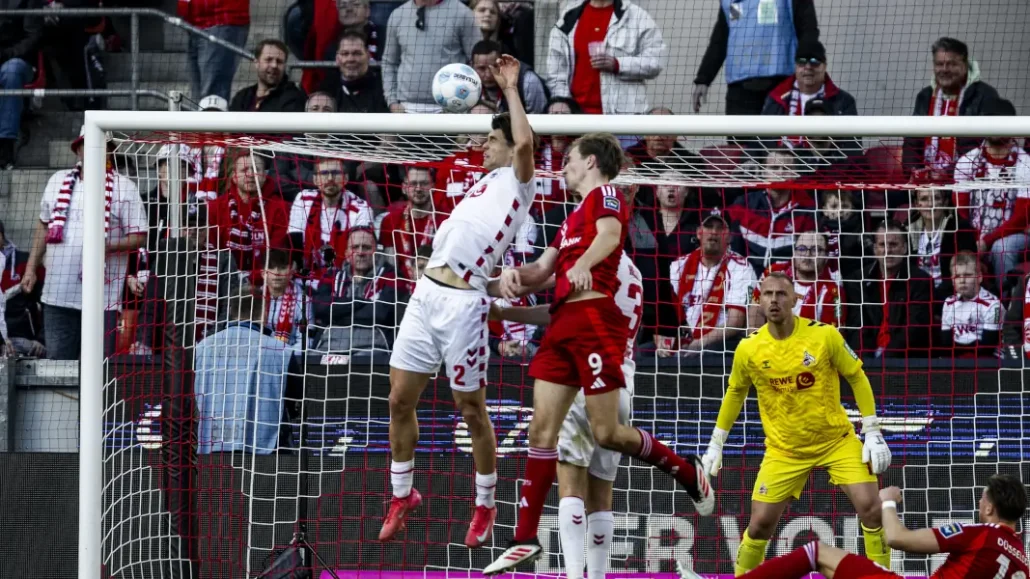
[489,253,643,579]
[380,55,536,548]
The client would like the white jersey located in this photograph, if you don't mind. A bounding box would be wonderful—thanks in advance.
[942,287,1002,346]
[614,253,644,388]
[427,166,535,292]
[287,189,374,242]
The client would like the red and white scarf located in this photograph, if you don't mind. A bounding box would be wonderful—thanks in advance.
[194,243,219,343]
[676,249,728,342]
[782,83,825,147]
[924,87,965,171]
[226,190,268,273]
[398,204,437,281]
[303,194,350,270]
[972,141,1020,179]
[46,162,115,244]
[268,283,300,343]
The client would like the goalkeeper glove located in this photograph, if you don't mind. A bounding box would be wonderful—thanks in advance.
[701,428,728,477]
[861,416,892,474]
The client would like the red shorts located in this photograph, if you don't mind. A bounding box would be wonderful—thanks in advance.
[834,554,900,579]
[528,297,627,395]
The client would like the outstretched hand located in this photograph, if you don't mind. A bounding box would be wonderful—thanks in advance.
[490,54,521,92]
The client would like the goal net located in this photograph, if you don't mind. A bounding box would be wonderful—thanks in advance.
[85,113,1030,579]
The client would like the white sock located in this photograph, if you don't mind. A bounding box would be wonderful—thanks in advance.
[390,460,414,499]
[475,471,497,508]
[586,511,614,579]
[558,496,586,579]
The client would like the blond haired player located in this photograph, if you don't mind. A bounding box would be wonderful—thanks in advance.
[702,272,893,576]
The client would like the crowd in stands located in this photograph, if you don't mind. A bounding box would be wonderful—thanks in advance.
[1,0,1029,366]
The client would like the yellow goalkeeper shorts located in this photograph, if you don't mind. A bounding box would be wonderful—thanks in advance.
[751,434,878,503]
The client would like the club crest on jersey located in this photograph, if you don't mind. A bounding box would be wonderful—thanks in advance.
[762,360,771,369]
[938,523,964,538]
[802,351,816,366]
[603,196,621,211]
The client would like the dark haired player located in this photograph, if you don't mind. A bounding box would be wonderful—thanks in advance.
[381,55,534,548]
[483,133,715,575]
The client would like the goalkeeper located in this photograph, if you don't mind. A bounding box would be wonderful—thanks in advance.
[702,272,893,575]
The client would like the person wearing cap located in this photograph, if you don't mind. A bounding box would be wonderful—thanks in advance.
[229,39,307,113]
[953,98,1030,284]
[692,0,820,115]
[761,39,857,122]
[21,128,147,360]
[664,212,755,355]
[902,37,1001,180]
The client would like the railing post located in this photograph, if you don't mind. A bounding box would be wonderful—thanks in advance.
[130,13,139,110]
[167,90,182,237]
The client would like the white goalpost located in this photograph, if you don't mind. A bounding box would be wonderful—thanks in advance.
[80,111,1030,579]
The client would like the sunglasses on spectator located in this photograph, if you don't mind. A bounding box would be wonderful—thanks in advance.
[416,6,426,30]
[796,57,823,66]
[795,245,826,256]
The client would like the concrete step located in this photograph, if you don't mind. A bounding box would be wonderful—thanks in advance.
[104,52,190,83]
[24,111,84,140]
[161,22,278,55]
[0,169,54,244]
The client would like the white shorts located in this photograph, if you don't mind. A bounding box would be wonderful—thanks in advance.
[557,380,632,482]
[390,276,490,392]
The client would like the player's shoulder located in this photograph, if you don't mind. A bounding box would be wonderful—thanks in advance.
[798,316,840,338]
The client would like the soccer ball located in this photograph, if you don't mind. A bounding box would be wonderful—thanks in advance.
[432,63,483,114]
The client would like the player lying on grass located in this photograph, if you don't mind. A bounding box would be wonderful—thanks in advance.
[678,473,1028,579]
[381,55,535,548]
[482,132,713,576]
[489,251,643,579]
[702,272,893,575]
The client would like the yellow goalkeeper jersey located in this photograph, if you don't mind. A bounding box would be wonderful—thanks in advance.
[724,317,870,458]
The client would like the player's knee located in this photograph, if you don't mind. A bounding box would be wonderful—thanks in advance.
[746,518,778,541]
[591,423,620,451]
[857,501,883,528]
[527,418,560,448]
[458,402,490,432]
[388,388,418,416]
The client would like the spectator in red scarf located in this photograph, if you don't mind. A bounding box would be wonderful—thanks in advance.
[844,221,932,359]
[902,37,1000,180]
[907,185,976,304]
[178,0,249,102]
[381,166,449,283]
[311,226,403,351]
[533,97,581,219]
[817,189,863,280]
[207,153,291,278]
[262,248,310,350]
[288,157,374,275]
[953,98,1030,283]
[662,214,755,356]
[750,231,843,327]
[761,40,857,120]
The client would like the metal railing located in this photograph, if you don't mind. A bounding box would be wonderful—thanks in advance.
[0,7,255,110]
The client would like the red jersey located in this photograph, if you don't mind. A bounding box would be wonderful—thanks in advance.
[207,184,290,272]
[570,2,614,114]
[550,185,629,307]
[437,149,486,201]
[931,523,1029,579]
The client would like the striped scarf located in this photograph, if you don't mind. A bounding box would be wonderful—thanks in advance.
[46,162,115,244]
[225,190,267,273]
[194,242,220,343]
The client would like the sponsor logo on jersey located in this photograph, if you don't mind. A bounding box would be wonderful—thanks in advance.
[560,235,583,250]
[938,522,964,538]
[796,371,816,390]
[603,196,621,211]
[758,483,768,495]
[802,350,816,366]
[843,340,859,360]
[769,375,794,390]
[590,377,606,390]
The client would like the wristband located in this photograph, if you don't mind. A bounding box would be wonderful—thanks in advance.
[881,500,897,511]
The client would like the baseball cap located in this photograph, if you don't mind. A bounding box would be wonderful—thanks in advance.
[198,94,228,112]
[70,126,113,153]
[804,98,829,115]
[701,212,728,228]
[983,97,1017,117]
[795,39,827,64]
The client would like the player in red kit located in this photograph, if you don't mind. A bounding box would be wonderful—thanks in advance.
[679,473,1028,579]
[483,133,715,575]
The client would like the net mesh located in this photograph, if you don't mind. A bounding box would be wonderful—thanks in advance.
[81,125,1030,579]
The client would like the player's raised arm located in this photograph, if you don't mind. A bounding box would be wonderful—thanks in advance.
[701,341,752,477]
[829,326,892,474]
[490,55,535,184]
[877,486,942,554]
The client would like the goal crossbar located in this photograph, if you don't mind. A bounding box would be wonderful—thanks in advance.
[78,109,1030,579]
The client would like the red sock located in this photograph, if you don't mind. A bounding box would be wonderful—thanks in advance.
[741,542,818,579]
[634,428,697,490]
[513,447,558,542]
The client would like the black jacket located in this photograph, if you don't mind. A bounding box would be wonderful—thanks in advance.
[318,68,389,114]
[694,0,819,86]
[845,260,933,359]
[901,80,1000,178]
[230,80,307,113]
[0,0,42,64]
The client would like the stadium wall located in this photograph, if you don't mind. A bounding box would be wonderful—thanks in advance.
[2,361,1028,578]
